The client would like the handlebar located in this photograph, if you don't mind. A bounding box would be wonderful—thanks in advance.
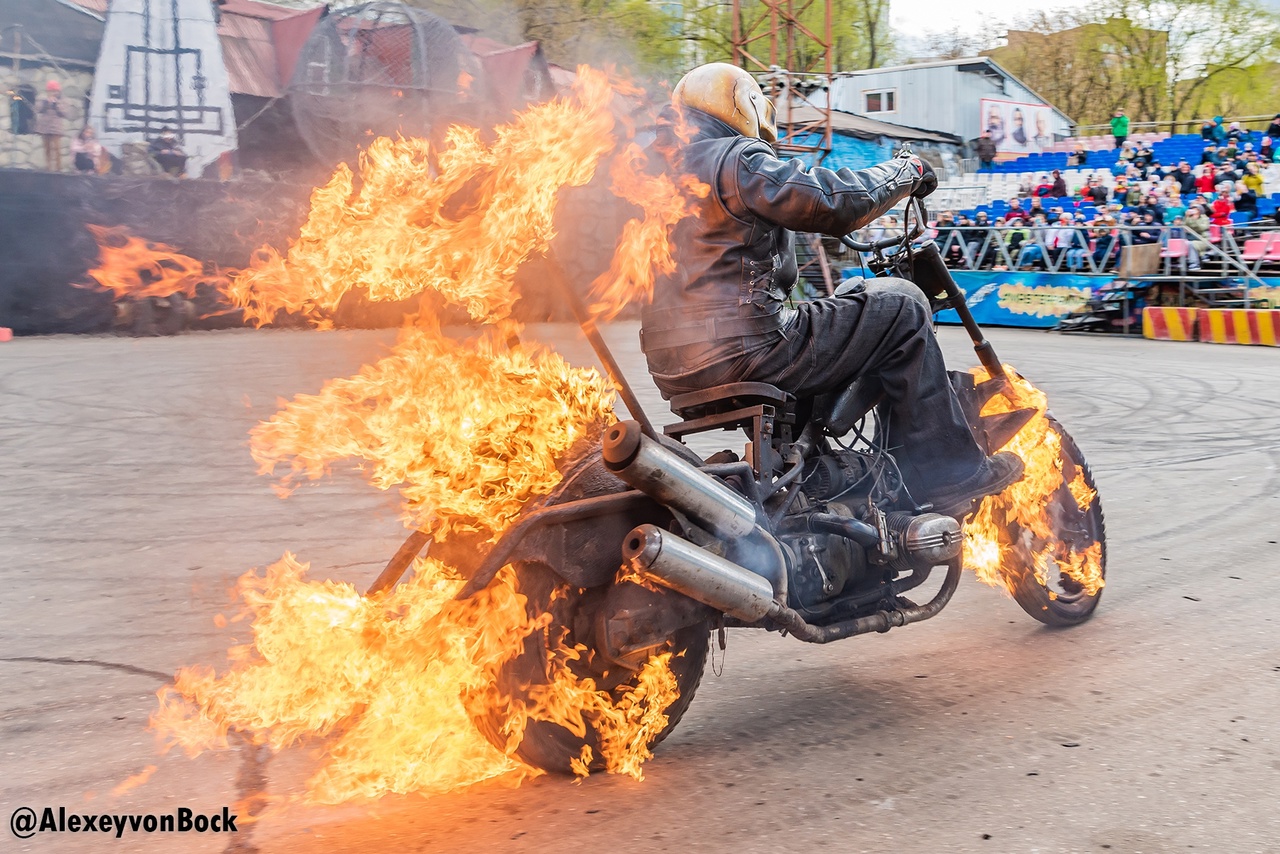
[840,195,929,253]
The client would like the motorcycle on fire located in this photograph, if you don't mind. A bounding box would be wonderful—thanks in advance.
[368,197,1107,773]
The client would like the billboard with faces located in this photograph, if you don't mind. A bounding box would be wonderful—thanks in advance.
[980,98,1057,155]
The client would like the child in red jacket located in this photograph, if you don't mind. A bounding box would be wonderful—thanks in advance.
[1210,190,1234,225]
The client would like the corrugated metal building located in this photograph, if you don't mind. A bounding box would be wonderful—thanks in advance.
[826,57,1073,144]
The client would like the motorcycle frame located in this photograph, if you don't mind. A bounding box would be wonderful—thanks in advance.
[367,198,1017,601]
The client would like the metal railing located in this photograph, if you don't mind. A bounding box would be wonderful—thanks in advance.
[839,223,1280,309]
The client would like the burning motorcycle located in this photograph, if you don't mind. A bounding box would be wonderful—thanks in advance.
[367,197,1107,775]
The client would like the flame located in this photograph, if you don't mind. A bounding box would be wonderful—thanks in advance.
[84,225,216,299]
[111,765,158,796]
[141,67,703,803]
[962,367,1104,598]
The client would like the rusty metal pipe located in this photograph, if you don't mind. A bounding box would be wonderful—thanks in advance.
[769,558,962,643]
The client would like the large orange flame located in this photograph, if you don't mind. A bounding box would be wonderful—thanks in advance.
[962,367,1104,597]
[142,67,702,803]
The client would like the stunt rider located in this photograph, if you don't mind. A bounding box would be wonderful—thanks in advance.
[641,63,1024,515]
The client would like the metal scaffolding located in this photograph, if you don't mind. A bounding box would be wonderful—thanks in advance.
[730,0,834,164]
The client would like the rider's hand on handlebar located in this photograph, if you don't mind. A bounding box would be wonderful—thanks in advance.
[906,155,937,199]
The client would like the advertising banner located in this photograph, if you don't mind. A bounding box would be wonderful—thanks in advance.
[935,272,1099,328]
[979,98,1058,156]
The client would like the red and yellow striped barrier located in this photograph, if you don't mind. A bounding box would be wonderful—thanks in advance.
[1198,309,1280,346]
[1142,307,1198,341]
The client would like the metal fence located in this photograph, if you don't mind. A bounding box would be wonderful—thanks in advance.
[837,223,1280,309]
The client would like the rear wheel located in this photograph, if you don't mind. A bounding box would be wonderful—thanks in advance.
[472,562,710,774]
[1006,417,1107,626]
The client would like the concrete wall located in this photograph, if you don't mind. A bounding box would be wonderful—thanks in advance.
[0,66,95,171]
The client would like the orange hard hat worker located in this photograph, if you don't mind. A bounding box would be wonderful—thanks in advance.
[672,63,777,144]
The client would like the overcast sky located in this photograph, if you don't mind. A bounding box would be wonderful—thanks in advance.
[889,0,1090,42]
[891,0,1280,42]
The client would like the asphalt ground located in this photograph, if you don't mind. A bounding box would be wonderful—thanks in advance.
[2,324,1278,853]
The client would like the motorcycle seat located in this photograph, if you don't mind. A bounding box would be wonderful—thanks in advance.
[669,382,794,420]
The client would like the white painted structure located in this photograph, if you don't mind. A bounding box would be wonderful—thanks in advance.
[88,0,237,176]
[825,57,1072,144]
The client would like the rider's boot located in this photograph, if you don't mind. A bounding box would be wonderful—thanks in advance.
[925,451,1025,517]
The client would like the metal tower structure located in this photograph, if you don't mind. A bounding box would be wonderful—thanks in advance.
[730,0,834,164]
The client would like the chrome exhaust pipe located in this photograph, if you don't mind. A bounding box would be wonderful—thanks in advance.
[603,420,757,539]
[622,524,783,622]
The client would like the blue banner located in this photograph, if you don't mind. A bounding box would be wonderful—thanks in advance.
[935,272,1103,328]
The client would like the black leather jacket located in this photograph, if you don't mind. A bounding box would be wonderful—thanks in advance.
[642,109,919,378]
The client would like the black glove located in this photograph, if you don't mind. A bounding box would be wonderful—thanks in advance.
[908,155,938,198]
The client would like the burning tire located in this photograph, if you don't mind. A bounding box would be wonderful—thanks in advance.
[1005,416,1107,626]
[472,562,710,774]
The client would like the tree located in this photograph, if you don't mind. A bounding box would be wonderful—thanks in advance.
[405,0,684,76]
[990,0,1280,128]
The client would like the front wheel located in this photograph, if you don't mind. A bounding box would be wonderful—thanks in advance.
[471,562,710,774]
[1005,416,1107,626]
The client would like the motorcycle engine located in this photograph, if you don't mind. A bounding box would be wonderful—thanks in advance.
[800,448,875,502]
[782,503,869,611]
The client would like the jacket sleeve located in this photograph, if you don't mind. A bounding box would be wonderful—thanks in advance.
[725,140,918,236]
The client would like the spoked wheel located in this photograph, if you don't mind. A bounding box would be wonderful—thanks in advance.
[471,562,710,774]
[1004,416,1107,626]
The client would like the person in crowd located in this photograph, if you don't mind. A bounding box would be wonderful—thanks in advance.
[1049,169,1068,197]
[1068,146,1089,167]
[1135,192,1165,223]
[1110,109,1129,149]
[1043,213,1076,267]
[935,210,972,267]
[70,126,103,174]
[1015,214,1049,269]
[1183,206,1212,268]
[1162,189,1187,224]
[1216,160,1241,186]
[1091,215,1120,270]
[1136,141,1155,164]
[1084,177,1110,205]
[975,131,997,170]
[1200,143,1222,166]
[1225,121,1247,143]
[1032,173,1055,197]
[1007,197,1024,217]
[1123,180,1145,208]
[1063,213,1093,271]
[1201,120,1217,141]
[1026,196,1048,220]
[1195,164,1217,195]
[1243,161,1265,197]
[1210,188,1235,226]
[1267,113,1280,139]
[1131,211,1162,245]
[1163,215,1203,271]
[1233,181,1258,218]
[1222,139,1240,164]
[1118,140,1136,162]
[34,79,67,172]
[1211,116,1228,143]
[1172,161,1198,196]
[1260,135,1278,163]
[149,128,187,176]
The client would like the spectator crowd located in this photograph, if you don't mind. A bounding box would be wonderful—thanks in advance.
[907,114,1280,274]
[28,77,188,177]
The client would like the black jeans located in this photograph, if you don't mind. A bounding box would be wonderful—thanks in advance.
[648,280,985,493]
